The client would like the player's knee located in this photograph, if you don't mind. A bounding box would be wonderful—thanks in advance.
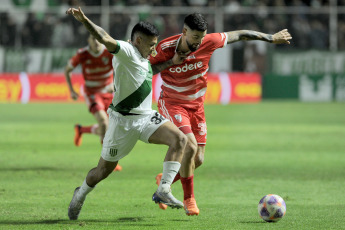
[185,140,198,159]
[172,133,188,153]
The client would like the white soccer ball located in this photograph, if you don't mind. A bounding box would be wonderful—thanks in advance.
[258,194,286,222]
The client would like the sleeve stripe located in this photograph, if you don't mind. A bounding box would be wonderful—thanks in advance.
[110,41,121,54]
[221,32,228,47]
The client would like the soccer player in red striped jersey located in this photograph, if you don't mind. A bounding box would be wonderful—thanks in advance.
[150,13,292,215]
[65,35,122,171]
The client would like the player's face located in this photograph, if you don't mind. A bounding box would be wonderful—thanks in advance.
[138,35,158,59]
[88,36,102,52]
[185,29,206,52]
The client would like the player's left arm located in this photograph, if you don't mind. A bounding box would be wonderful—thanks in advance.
[66,7,118,52]
[226,29,292,44]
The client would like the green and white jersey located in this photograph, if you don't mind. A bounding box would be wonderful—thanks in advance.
[110,40,153,115]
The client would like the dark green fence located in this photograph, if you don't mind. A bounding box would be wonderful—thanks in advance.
[262,74,345,102]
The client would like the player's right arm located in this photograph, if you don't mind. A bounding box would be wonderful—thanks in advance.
[64,64,79,100]
[151,51,188,75]
[66,7,118,53]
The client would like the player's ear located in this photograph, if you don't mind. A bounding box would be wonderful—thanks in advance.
[182,27,187,36]
[136,36,142,45]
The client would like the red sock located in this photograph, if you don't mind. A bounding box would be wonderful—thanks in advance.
[180,175,194,200]
[80,126,92,134]
[172,173,181,184]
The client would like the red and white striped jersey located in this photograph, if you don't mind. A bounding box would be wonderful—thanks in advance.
[69,45,114,95]
[149,33,227,108]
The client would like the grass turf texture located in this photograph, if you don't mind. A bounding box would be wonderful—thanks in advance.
[0,101,344,229]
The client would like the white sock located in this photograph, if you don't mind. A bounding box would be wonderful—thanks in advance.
[76,179,94,200]
[158,161,181,193]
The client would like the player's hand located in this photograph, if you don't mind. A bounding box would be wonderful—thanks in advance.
[272,29,292,44]
[66,7,87,22]
[172,51,189,65]
[70,91,79,100]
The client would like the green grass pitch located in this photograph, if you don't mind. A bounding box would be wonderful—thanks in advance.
[1,101,345,229]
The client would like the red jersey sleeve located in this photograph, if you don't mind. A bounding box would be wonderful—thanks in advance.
[206,32,228,51]
[68,51,81,68]
[149,42,173,65]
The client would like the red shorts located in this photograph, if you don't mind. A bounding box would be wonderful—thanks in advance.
[158,99,207,145]
[84,92,113,114]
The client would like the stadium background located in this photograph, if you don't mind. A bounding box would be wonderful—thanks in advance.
[1,0,344,103]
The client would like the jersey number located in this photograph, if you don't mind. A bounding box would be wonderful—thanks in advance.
[151,112,165,124]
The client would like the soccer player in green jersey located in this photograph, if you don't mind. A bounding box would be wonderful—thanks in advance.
[66,7,188,220]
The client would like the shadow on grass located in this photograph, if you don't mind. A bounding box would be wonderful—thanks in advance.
[239,220,268,224]
[0,167,62,172]
[0,217,157,227]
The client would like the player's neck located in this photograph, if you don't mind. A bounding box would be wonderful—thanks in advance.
[177,38,191,54]
[90,47,102,54]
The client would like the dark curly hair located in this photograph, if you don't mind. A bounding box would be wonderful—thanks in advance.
[184,13,208,31]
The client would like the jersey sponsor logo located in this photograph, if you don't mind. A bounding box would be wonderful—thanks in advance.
[109,148,118,157]
[198,122,207,136]
[169,61,203,73]
[102,57,109,65]
[174,114,182,123]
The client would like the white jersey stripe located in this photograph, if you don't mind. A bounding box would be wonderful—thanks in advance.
[158,99,173,122]
[178,68,209,83]
[161,68,207,91]
[162,45,177,50]
[161,68,209,92]
[161,42,177,48]
[85,70,113,79]
[221,32,228,47]
[162,87,207,101]
[163,80,202,92]
[161,40,177,48]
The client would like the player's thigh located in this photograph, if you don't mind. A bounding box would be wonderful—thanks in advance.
[158,99,190,127]
[190,105,207,145]
[147,120,185,146]
[101,112,140,162]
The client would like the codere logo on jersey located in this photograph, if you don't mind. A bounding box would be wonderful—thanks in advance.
[169,61,203,73]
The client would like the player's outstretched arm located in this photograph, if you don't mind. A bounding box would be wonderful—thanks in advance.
[66,7,117,52]
[226,29,292,44]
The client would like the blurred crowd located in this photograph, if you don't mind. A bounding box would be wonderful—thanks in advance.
[0,0,344,50]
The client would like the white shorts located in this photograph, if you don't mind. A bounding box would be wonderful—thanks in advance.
[101,109,168,162]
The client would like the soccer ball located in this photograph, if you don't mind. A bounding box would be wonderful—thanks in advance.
[258,194,286,222]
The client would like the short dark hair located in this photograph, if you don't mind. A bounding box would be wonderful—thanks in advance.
[184,13,208,31]
[131,21,159,41]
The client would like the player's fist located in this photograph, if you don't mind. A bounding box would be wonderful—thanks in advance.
[272,29,292,44]
[66,7,87,22]
[70,91,79,100]
[172,51,189,65]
